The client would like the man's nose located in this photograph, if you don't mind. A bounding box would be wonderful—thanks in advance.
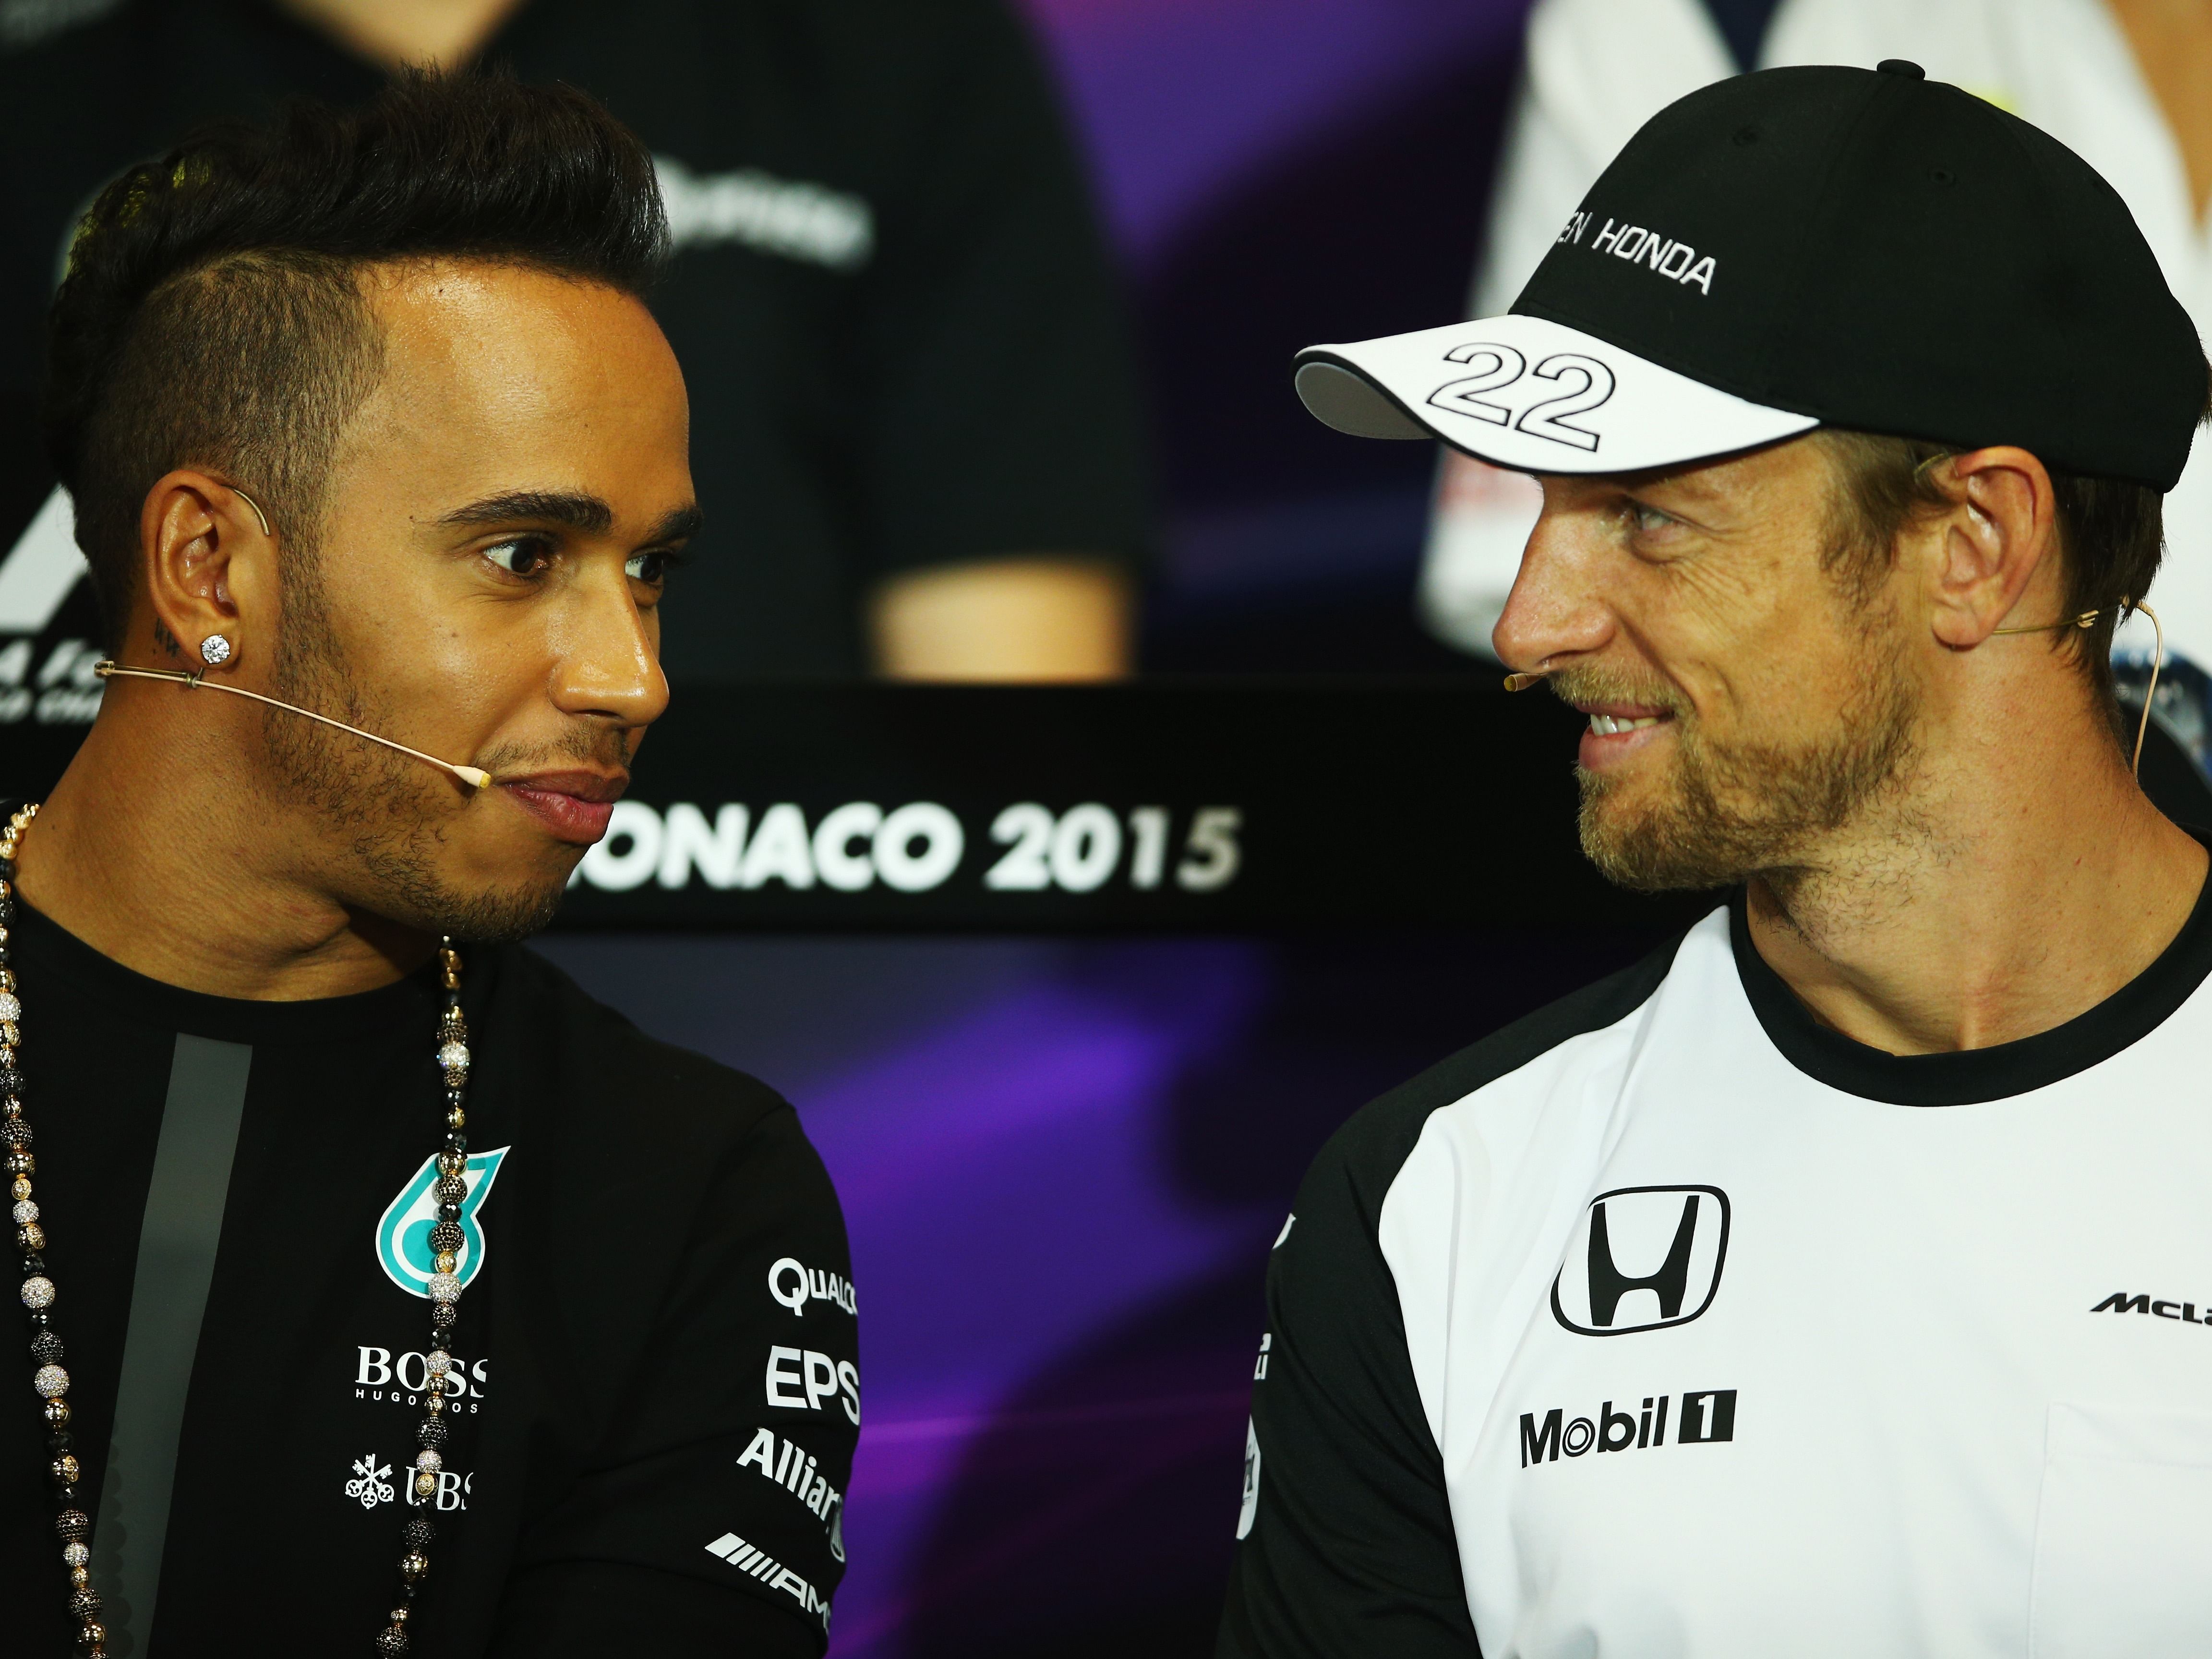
[1491,506,1615,673]
[550,577,669,730]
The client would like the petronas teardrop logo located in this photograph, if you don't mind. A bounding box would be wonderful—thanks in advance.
[375,1146,510,1299]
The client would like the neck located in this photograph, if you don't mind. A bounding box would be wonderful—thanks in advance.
[12,686,432,1001]
[274,0,525,71]
[1746,687,2207,1054]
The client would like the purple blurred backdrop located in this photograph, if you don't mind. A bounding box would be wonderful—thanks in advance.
[540,929,1661,1657]
[1019,0,1535,672]
[548,5,1582,1652]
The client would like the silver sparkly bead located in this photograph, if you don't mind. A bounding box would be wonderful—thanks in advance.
[426,1272,460,1304]
[0,992,18,1022]
[63,1541,88,1566]
[414,1449,442,1472]
[20,1274,54,1309]
[33,1363,68,1398]
[425,1350,453,1376]
[11,1199,35,1224]
[437,1040,469,1075]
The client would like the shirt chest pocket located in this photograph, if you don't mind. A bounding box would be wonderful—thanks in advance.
[2028,1403,2212,1659]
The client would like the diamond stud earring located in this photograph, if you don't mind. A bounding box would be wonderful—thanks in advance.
[200,635,232,667]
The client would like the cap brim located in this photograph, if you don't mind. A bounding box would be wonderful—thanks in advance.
[1294,314,1816,474]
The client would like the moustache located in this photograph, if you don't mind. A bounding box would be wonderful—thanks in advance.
[1535,664,1690,720]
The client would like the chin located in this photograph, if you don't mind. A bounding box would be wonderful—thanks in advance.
[1576,771,1742,894]
[357,838,577,944]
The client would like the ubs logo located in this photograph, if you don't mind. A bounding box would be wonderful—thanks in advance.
[1551,1185,1729,1336]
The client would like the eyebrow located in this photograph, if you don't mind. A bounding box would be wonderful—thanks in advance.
[436,492,703,546]
[439,490,613,532]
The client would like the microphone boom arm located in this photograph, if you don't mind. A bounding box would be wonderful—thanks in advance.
[93,661,492,790]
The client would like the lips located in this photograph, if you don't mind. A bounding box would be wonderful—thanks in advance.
[1573,702,1674,772]
[499,769,627,844]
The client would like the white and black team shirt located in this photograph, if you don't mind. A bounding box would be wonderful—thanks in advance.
[1221,886,2212,1658]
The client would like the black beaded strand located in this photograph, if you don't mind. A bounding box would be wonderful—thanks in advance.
[375,939,472,1656]
[3,803,104,1656]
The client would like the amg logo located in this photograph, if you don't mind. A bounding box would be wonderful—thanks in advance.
[1519,1389,1737,1467]
[703,1532,832,1630]
[2090,1292,2210,1324]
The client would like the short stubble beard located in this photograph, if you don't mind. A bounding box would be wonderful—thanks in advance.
[262,550,577,943]
[1559,603,1923,894]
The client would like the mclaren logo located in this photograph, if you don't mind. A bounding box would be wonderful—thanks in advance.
[1551,1185,1729,1336]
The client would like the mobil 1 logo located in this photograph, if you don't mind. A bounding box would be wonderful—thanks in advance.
[1551,1185,1729,1336]
[1520,1388,1738,1468]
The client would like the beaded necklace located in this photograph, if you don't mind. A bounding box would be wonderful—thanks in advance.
[1,801,477,1656]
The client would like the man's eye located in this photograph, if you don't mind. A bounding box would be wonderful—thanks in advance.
[625,551,670,583]
[484,537,551,577]
[1629,503,1675,534]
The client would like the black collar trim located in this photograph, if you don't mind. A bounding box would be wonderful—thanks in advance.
[1729,844,2212,1106]
[11,895,463,1047]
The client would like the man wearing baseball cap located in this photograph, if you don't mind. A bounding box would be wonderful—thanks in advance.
[1223,60,2212,1657]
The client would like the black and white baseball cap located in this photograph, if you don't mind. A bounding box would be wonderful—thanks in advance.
[1296,61,2206,489]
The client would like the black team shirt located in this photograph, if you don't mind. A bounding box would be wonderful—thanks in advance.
[0,0,1149,677]
[0,896,858,1655]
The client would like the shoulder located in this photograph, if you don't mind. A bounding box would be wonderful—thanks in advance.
[488,943,798,1164]
[476,947,848,1333]
[1296,927,1693,1236]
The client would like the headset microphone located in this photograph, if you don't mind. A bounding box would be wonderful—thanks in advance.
[93,661,494,791]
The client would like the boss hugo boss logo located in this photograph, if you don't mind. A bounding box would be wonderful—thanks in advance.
[1551,1185,1730,1336]
[354,1345,489,1409]
[1519,1389,1739,1467]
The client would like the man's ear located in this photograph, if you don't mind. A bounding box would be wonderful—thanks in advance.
[1919,446,2059,651]
[139,470,279,671]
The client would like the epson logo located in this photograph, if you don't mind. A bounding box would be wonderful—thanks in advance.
[1519,1388,1738,1467]
[1551,1185,1729,1336]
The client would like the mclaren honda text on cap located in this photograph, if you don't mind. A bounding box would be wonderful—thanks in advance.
[1295,60,2206,486]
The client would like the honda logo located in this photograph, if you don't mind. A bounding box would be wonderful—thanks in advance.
[1551,1185,1729,1336]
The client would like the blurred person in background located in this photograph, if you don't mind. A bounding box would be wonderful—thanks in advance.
[1425,0,2212,776]
[0,0,1148,681]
